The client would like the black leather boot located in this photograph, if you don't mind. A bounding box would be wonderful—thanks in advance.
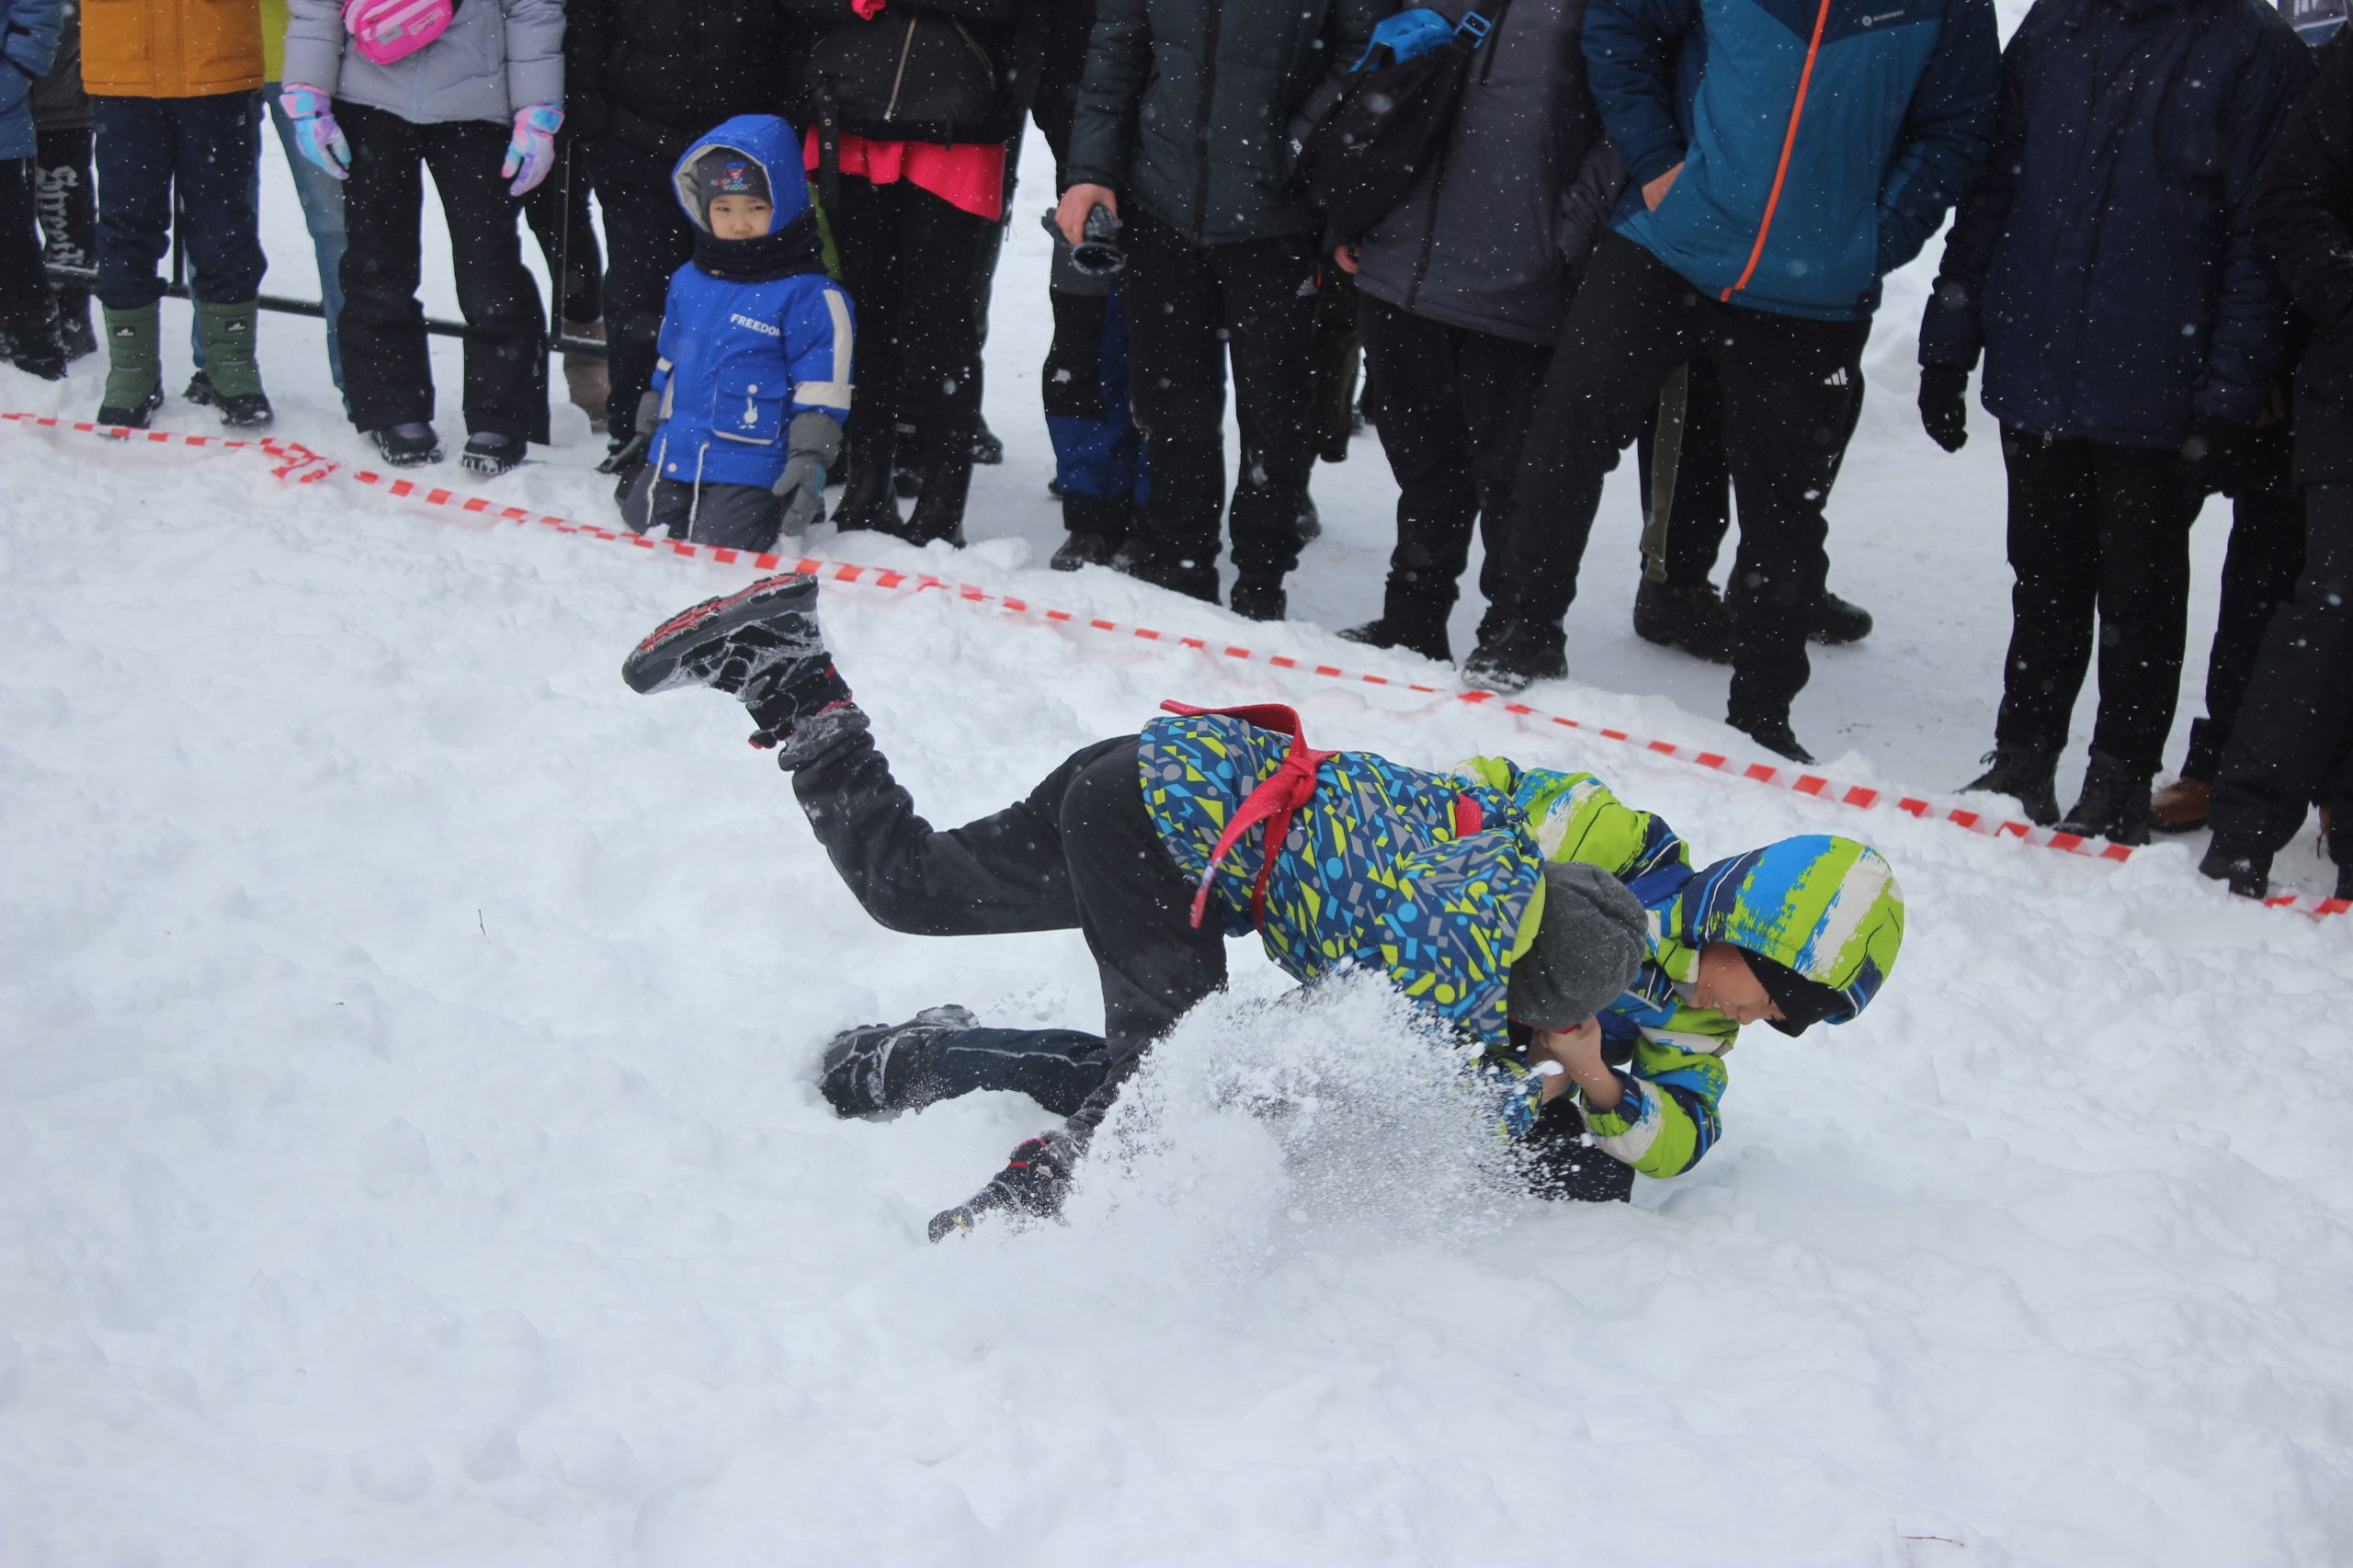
[2055,749,2154,846]
[1961,744,2062,827]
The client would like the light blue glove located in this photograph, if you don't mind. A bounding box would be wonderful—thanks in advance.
[278,85,350,182]
[502,104,563,196]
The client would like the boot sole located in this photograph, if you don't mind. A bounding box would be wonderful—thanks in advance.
[623,574,818,694]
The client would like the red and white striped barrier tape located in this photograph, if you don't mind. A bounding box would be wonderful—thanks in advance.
[9,410,2345,918]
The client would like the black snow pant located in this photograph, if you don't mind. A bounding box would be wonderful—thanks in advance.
[2210,483,2353,862]
[888,1017,1638,1203]
[1485,233,1870,726]
[0,159,51,345]
[521,132,603,326]
[89,92,266,310]
[1357,292,1553,650]
[790,728,1227,1142]
[31,129,95,331]
[1993,428,2204,773]
[1634,351,1866,592]
[594,132,699,446]
[336,101,548,444]
[2181,425,2305,782]
[1120,207,1318,597]
[825,174,994,521]
[620,469,786,553]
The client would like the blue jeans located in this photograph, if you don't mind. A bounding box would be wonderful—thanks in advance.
[188,88,346,393]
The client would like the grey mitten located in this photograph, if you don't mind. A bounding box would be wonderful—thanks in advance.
[774,410,844,537]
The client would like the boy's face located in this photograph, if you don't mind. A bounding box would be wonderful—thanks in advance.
[708,194,773,242]
[1688,942,1784,1027]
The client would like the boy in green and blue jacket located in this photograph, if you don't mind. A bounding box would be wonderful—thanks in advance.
[623,574,1907,1237]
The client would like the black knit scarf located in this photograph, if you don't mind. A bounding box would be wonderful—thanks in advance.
[693,209,830,283]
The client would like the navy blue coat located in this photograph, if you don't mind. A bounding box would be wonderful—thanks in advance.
[1919,0,2314,448]
[0,0,65,159]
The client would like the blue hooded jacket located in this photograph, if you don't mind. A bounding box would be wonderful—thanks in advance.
[649,115,854,494]
[1590,0,2001,321]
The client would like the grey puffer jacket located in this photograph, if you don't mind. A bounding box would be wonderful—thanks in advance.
[1352,0,1622,345]
[282,0,564,126]
[1063,0,1387,245]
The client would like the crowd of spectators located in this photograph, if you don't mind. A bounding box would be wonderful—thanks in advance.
[0,0,2347,900]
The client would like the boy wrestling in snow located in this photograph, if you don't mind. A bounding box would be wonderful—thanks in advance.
[624,575,1907,1239]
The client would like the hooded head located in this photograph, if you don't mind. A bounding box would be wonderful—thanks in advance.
[670,116,828,282]
[1674,835,1904,1036]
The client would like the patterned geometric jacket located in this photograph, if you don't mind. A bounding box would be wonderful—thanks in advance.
[1138,710,1905,1180]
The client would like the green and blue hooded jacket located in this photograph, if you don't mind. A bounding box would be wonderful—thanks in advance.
[1138,711,1905,1179]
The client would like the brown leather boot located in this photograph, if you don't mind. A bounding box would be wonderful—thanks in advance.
[563,319,609,432]
[2149,776,2212,834]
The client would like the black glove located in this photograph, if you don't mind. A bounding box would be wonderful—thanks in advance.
[927,1133,1075,1242]
[2180,417,2249,495]
[1918,364,1971,453]
[597,390,665,477]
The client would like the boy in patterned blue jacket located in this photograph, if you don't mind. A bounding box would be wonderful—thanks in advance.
[621,574,1908,1241]
[614,114,855,554]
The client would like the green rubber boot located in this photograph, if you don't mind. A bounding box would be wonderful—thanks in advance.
[97,302,164,429]
[195,299,273,428]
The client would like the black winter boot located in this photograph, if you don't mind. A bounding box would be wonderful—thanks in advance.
[819,1005,977,1117]
[1340,615,1451,664]
[1731,710,1816,766]
[1813,591,1873,645]
[1050,531,1123,572]
[461,432,522,478]
[1230,575,1287,622]
[1632,578,1735,665]
[2198,839,2272,900]
[370,424,443,467]
[831,449,902,535]
[1461,619,1567,694]
[927,1131,1079,1242]
[1961,745,2062,827]
[2055,749,2154,846]
[1108,535,1219,602]
[901,450,972,547]
[622,573,853,753]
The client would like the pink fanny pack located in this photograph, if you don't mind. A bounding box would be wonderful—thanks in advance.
[344,0,455,64]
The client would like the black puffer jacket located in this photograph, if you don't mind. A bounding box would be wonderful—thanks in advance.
[784,0,1030,147]
[1352,0,1621,346]
[563,0,803,160]
[1063,0,1389,245]
[2257,26,2353,485]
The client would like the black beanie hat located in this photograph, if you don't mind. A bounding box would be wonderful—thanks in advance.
[1506,862,1650,1031]
[692,147,772,210]
[1743,950,1846,1037]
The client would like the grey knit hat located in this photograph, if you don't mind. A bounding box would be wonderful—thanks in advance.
[1506,861,1650,1030]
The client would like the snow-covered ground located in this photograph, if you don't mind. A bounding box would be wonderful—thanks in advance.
[4,111,2351,1567]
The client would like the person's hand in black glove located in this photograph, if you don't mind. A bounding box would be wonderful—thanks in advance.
[1918,364,1971,453]
[2180,417,2250,496]
[928,1132,1076,1241]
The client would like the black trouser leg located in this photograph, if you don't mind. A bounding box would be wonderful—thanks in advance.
[1636,356,1733,589]
[913,1027,1113,1119]
[31,130,95,325]
[1994,431,2107,754]
[595,134,697,443]
[419,117,547,444]
[1211,230,1318,585]
[892,184,992,472]
[521,134,602,324]
[826,176,911,482]
[1358,295,1551,635]
[2186,428,2304,780]
[2211,483,2353,853]
[0,160,48,338]
[1487,233,1692,634]
[336,102,435,428]
[1714,306,1869,725]
[791,728,1226,1139]
[1121,209,1229,589]
[2084,446,2201,772]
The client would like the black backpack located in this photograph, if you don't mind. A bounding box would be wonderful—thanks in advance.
[1298,5,1509,243]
